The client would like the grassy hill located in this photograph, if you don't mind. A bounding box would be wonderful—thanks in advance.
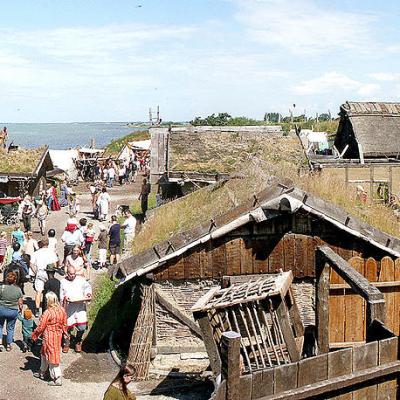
[104,130,150,156]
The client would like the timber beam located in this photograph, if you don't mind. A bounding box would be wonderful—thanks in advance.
[316,246,387,353]
[154,285,203,338]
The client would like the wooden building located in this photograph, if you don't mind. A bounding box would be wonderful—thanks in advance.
[210,247,400,399]
[334,101,400,160]
[0,146,53,196]
[311,101,400,203]
[114,180,400,380]
[149,125,298,192]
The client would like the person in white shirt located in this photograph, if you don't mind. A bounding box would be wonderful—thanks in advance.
[23,231,39,258]
[96,188,111,222]
[18,196,36,232]
[65,245,88,279]
[121,210,136,251]
[118,164,126,186]
[107,166,115,188]
[30,239,59,316]
[102,167,109,184]
[60,266,92,353]
[61,219,84,264]
[47,229,58,254]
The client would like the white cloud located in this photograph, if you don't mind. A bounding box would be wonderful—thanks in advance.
[357,83,380,96]
[235,0,374,55]
[369,73,400,82]
[292,72,380,96]
[293,72,359,95]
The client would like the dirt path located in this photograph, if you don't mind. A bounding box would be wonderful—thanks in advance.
[0,177,141,399]
[1,176,212,400]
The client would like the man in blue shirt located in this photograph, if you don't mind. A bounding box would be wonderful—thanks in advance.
[108,215,121,265]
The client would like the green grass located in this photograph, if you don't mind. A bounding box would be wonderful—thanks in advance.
[130,193,157,215]
[88,274,117,327]
[85,273,140,351]
[104,130,150,156]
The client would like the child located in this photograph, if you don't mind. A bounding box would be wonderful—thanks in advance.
[48,229,58,254]
[11,224,24,246]
[68,192,80,216]
[18,309,37,352]
[0,231,8,269]
[84,222,95,257]
[97,225,108,268]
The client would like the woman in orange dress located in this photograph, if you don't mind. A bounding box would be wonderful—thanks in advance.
[32,291,68,386]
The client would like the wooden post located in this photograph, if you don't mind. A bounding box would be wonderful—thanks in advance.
[389,166,393,197]
[345,166,348,188]
[221,331,241,400]
[193,311,222,375]
[370,165,374,202]
[275,297,301,362]
[316,252,330,354]
[366,299,386,341]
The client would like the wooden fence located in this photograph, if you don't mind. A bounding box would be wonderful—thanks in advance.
[211,336,399,400]
[329,256,400,345]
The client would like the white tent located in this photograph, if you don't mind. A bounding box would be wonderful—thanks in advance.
[118,139,151,160]
[49,149,79,180]
[299,130,328,152]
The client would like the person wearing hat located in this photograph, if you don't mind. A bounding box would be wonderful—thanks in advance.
[42,264,61,311]
[61,218,84,265]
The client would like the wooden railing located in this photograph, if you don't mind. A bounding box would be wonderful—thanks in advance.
[210,334,399,400]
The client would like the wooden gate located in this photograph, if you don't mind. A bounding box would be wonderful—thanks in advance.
[329,256,400,346]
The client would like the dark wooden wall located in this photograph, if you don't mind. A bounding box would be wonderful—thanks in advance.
[154,211,389,281]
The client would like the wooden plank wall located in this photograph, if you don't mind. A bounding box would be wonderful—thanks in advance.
[153,213,387,282]
[329,256,400,344]
[209,337,399,400]
[154,233,374,281]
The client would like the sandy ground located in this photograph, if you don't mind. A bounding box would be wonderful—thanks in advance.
[0,175,211,400]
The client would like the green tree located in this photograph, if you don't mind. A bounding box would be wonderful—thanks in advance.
[318,113,331,121]
[264,112,280,123]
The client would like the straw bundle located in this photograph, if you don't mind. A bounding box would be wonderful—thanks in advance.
[128,283,155,380]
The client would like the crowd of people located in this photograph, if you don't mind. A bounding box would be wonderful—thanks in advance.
[77,151,150,185]
[0,171,140,391]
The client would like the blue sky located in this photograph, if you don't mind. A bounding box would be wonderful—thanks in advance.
[0,0,399,122]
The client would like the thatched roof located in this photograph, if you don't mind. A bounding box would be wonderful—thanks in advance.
[0,146,50,175]
[335,101,400,158]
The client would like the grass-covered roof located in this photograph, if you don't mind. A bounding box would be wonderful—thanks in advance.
[0,147,47,174]
[169,131,308,174]
[132,123,399,256]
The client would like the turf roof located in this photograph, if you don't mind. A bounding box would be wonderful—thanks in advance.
[169,131,308,174]
[0,147,47,174]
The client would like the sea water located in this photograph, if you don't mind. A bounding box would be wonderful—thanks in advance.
[0,122,141,149]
